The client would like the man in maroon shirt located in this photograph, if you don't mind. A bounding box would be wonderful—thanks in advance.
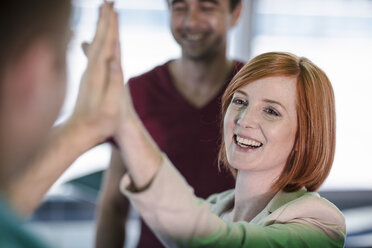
[95,0,244,247]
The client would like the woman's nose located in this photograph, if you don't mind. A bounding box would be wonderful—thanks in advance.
[236,107,259,129]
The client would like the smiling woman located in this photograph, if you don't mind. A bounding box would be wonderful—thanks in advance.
[115,51,345,247]
[220,52,335,193]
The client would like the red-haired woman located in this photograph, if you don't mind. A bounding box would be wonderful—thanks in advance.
[114,52,345,247]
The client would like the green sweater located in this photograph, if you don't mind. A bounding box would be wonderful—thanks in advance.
[0,195,48,248]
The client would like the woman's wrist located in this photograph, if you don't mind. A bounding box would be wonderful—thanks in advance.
[114,111,141,148]
[114,113,163,191]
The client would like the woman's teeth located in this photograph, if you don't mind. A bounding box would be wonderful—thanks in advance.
[235,135,262,148]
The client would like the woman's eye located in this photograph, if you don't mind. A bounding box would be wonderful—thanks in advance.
[264,107,279,117]
[232,98,247,106]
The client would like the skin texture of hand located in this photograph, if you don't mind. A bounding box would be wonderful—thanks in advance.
[4,2,124,217]
[68,2,124,146]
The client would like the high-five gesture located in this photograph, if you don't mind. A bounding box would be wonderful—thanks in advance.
[5,1,125,217]
[70,1,124,146]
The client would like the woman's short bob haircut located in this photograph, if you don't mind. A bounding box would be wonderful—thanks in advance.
[218,52,336,192]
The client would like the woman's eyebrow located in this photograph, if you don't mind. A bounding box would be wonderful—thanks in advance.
[234,91,288,112]
[235,90,248,96]
[263,99,287,111]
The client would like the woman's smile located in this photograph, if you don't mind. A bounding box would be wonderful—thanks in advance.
[233,134,263,152]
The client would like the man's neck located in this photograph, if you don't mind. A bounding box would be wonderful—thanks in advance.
[169,51,234,108]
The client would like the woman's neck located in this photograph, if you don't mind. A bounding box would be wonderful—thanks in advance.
[229,170,278,222]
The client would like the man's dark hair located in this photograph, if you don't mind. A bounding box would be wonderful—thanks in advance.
[230,0,242,11]
[0,1,72,78]
[166,0,241,12]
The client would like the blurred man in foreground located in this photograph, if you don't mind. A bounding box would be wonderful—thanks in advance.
[0,1,122,246]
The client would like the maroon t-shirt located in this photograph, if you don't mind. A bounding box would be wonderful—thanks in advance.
[128,60,244,247]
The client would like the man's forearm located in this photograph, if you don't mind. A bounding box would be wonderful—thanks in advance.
[4,121,98,217]
[95,195,128,248]
[95,147,130,248]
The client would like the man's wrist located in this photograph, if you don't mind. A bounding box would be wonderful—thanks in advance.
[59,118,100,154]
